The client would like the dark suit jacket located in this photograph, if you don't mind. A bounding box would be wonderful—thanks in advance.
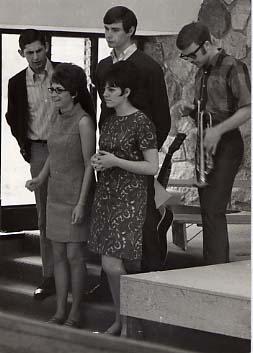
[6,61,96,162]
[95,49,171,150]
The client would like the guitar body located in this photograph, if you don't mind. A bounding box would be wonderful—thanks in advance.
[156,133,186,265]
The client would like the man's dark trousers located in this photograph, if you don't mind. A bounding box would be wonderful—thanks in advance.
[198,129,244,265]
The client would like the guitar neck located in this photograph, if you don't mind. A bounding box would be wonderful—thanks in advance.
[157,153,173,187]
[156,132,186,188]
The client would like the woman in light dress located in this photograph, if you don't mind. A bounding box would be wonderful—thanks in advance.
[26,63,96,328]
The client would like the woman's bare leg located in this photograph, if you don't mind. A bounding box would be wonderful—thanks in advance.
[67,242,87,323]
[102,255,126,335]
[51,241,68,320]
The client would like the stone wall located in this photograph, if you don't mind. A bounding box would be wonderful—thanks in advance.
[141,0,251,208]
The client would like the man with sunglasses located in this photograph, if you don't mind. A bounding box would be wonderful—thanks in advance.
[176,22,251,265]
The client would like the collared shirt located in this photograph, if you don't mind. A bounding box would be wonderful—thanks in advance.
[194,49,251,123]
[110,43,137,63]
[26,59,56,140]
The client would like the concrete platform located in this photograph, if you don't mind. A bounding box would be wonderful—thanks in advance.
[121,260,251,339]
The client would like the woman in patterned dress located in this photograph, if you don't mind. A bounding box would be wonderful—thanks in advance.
[26,63,96,328]
[89,61,159,335]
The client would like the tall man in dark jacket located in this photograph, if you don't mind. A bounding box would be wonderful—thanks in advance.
[6,29,95,300]
[6,29,56,300]
[96,6,171,272]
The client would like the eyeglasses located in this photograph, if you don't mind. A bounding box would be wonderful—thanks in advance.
[180,41,205,60]
[48,87,67,94]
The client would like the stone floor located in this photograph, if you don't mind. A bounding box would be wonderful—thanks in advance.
[164,223,251,270]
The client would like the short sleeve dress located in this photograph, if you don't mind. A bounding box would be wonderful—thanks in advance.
[46,103,94,243]
[88,111,157,261]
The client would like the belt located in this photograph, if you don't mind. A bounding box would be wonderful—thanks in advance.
[29,139,47,144]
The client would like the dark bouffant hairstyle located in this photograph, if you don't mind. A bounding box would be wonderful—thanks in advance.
[103,6,137,37]
[19,29,47,51]
[52,63,87,96]
[176,21,212,50]
[104,61,139,104]
[52,63,96,126]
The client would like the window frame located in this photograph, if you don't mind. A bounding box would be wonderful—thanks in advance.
[0,28,100,232]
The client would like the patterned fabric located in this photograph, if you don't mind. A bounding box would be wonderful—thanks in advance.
[88,111,157,261]
[95,49,171,149]
[193,49,251,123]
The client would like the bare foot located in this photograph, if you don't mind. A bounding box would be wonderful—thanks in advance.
[67,307,81,323]
[67,313,81,323]
[120,325,127,337]
[104,321,122,336]
[120,316,127,337]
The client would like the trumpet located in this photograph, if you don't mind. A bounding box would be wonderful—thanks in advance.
[195,100,214,187]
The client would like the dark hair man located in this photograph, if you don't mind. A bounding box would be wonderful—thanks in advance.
[6,29,56,300]
[96,6,171,273]
[176,22,251,264]
[6,29,95,300]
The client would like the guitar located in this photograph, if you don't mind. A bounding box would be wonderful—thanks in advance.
[156,132,186,264]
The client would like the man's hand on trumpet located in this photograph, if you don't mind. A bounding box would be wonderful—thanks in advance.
[204,126,222,155]
[180,103,196,117]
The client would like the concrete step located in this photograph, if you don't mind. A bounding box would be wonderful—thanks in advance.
[0,231,103,296]
[0,233,116,335]
[121,260,251,353]
[121,261,251,340]
[21,231,101,264]
[0,232,25,258]
[0,254,102,290]
[0,277,114,333]
[0,312,175,353]
[0,231,101,264]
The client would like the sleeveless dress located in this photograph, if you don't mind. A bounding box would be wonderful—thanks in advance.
[46,103,92,243]
[88,111,157,261]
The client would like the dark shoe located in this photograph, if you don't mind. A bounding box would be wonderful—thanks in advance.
[104,322,122,336]
[33,277,55,301]
[48,316,65,325]
[104,329,121,336]
[64,319,82,329]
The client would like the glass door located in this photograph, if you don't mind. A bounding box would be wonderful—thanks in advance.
[2,34,35,206]
[1,32,97,231]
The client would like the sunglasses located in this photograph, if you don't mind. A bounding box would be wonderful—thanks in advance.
[48,87,67,94]
[180,41,206,60]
